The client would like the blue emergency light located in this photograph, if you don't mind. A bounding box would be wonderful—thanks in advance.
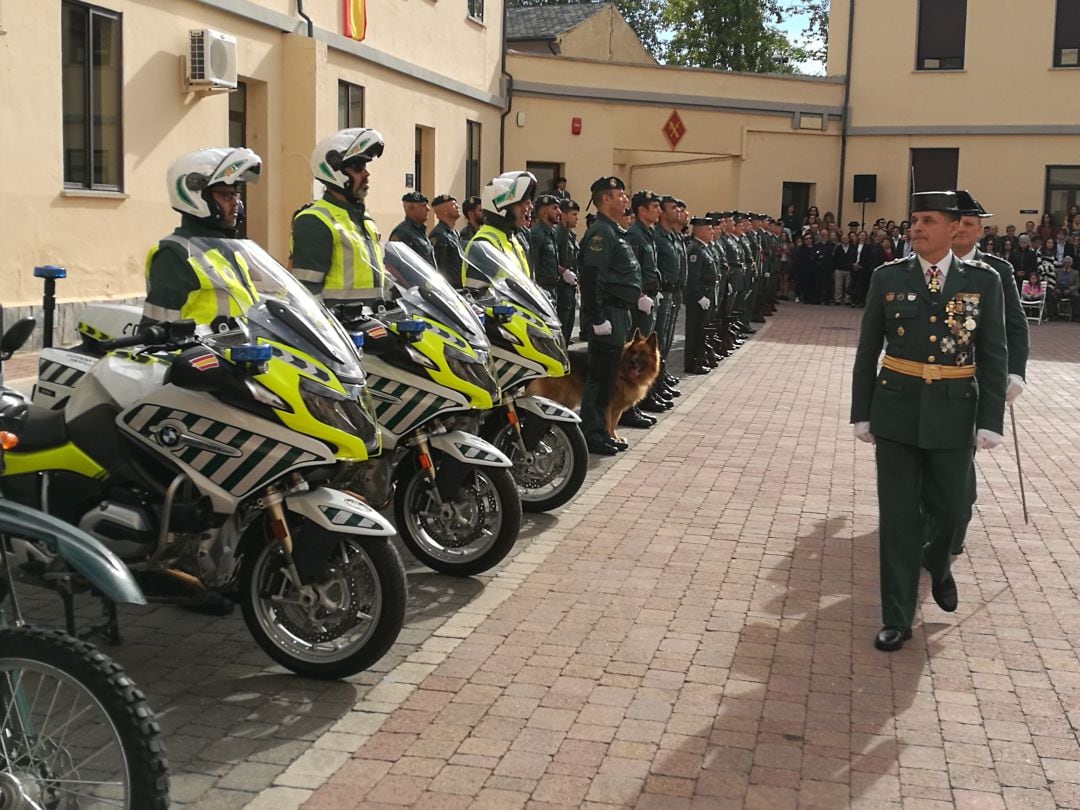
[492,305,515,317]
[230,344,272,363]
[396,320,427,333]
[350,332,365,348]
[34,266,67,279]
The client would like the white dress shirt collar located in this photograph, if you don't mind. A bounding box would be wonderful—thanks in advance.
[917,250,954,284]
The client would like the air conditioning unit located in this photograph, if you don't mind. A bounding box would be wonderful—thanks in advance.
[183,29,237,92]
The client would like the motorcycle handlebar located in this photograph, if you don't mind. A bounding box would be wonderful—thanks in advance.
[97,325,167,351]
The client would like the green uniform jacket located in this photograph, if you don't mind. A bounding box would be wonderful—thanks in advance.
[685,239,718,303]
[529,221,560,289]
[719,234,744,292]
[975,249,1029,380]
[390,219,436,265]
[654,227,682,290]
[430,221,464,287]
[851,255,1008,449]
[626,222,660,296]
[557,225,579,274]
[580,213,642,347]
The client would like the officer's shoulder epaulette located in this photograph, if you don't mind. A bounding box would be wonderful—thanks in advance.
[961,258,997,274]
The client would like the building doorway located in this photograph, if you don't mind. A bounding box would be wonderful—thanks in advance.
[781,182,812,231]
[1045,165,1080,229]
[526,162,563,198]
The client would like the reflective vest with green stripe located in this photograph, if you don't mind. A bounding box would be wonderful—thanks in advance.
[464,224,532,289]
[291,198,387,301]
[143,235,259,325]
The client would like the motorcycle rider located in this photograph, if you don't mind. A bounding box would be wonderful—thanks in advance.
[462,171,537,289]
[141,146,263,330]
[289,128,392,308]
[141,146,265,614]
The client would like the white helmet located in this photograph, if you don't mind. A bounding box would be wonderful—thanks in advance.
[167,147,261,225]
[481,171,537,215]
[311,128,385,200]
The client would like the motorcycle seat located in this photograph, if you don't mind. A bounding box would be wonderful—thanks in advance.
[16,405,69,452]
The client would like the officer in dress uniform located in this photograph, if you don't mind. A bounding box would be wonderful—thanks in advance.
[851,191,1008,652]
[704,212,730,364]
[626,190,667,414]
[555,199,581,345]
[653,195,686,397]
[579,176,642,455]
[459,196,484,242]
[948,190,1030,555]
[716,213,745,353]
[736,214,758,333]
[684,216,719,374]
[529,194,562,303]
[429,194,464,286]
[390,191,436,265]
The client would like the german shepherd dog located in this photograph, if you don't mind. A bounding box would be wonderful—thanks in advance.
[528,330,660,441]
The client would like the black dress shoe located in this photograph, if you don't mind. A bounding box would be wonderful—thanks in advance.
[611,437,629,451]
[663,386,681,398]
[685,365,710,375]
[587,439,618,456]
[664,373,681,386]
[873,626,912,651]
[931,574,958,612]
[639,397,667,413]
[618,409,654,429]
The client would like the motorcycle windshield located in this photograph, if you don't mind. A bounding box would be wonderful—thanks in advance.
[462,240,559,325]
[182,236,365,381]
[381,242,489,351]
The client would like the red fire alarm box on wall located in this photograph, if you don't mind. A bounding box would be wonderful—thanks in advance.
[571,117,582,135]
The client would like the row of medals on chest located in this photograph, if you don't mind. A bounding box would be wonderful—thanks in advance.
[886,292,979,358]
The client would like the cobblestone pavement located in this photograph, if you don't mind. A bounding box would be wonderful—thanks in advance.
[11,304,1080,809]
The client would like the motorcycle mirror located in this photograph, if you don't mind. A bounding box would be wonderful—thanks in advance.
[0,317,36,361]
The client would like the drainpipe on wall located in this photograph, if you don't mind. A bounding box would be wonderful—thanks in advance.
[499,0,512,172]
[836,0,856,225]
[296,0,313,37]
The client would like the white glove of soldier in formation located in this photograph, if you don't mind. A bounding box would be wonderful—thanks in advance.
[593,320,613,336]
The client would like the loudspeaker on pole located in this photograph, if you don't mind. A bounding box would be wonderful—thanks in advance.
[853,174,877,204]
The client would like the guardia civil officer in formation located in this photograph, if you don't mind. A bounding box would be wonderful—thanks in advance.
[459,196,484,242]
[625,190,666,414]
[290,128,390,308]
[429,193,464,287]
[579,176,642,456]
[529,194,563,299]
[653,195,687,396]
[948,190,1029,555]
[555,198,581,345]
[462,171,536,288]
[683,215,719,374]
[390,191,436,265]
[851,191,1008,652]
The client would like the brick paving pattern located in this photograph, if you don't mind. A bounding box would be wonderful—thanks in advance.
[9,305,1080,808]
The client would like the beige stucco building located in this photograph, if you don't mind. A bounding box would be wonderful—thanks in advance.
[2,0,1078,336]
[0,0,503,339]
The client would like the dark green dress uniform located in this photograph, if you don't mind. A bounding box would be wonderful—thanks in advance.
[737,230,757,325]
[719,229,744,330]
[626,220,659,336]
[684,230,718,372]
[852,238,1008,643]
[430,220,464,288]
[556,217,580,345]
[654,222,684,366]
[459,222,479,242]
[580,189,642,448]
[390,218,436,266]
[529,220,560,300]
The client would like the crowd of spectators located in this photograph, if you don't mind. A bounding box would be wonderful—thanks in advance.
[774,204,1080,321]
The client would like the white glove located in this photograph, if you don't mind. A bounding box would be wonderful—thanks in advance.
[638,295,654,315]
[698,296,711,310]
[853,422,875,445]
[560,269,577,286]
[655,291,664,303]
[1006,374,1025,404]
[592,320,613,336]
[976,429,1003,450]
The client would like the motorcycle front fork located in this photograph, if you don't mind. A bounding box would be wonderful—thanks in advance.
[502,401,528,455]
[263,485,310,598]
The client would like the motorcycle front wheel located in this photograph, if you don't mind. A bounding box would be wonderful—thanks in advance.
[394,461,522,577]
[492,417,588,513]
[0,626,170,810]
[239,531,406,680]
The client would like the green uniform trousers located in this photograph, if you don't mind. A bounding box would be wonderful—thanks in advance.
[653,293,675,357]
[634,306,656,339]
[875,437,968,630]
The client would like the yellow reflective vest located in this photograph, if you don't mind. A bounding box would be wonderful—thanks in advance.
[464,225,532,289]
[291,198,387,301]
[143,234,258,325]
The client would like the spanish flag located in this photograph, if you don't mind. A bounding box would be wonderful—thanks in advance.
[343,0,366,40]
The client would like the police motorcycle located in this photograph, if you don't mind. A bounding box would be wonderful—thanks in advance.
[0,315,171,809]
[461,241,588,513]
[1,241,407,681]
[329,243,521,578]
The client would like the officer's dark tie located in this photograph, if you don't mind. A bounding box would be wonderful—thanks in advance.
[926,265,942,294]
